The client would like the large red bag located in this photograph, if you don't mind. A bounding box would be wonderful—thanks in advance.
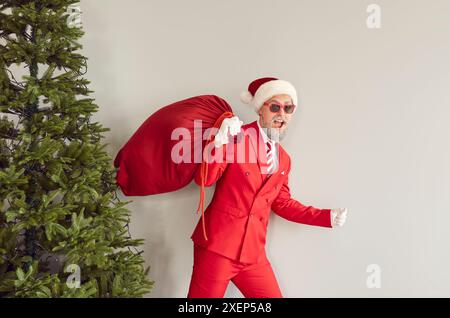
[114,95,241,241]
[113,94,238,195]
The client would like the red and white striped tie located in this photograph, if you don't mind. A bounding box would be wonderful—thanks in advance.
[266,140,276,175]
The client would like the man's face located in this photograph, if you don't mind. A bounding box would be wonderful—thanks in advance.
[258,94,294,141]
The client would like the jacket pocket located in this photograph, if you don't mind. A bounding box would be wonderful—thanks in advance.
[208,199,247,218]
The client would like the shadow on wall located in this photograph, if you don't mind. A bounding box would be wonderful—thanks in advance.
[130,183,201,297]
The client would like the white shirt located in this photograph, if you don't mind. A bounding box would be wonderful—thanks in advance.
[257,120,269,145]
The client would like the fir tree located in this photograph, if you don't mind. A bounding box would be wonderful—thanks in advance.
[0,0,153,297]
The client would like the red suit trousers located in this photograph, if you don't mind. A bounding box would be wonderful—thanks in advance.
[187,244,283,298]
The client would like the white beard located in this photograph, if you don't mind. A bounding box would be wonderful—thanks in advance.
[262,126,287,142]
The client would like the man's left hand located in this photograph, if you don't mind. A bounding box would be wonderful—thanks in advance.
[331,208,348,227]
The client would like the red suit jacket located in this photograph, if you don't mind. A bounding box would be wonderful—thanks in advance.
[191,120,332,264]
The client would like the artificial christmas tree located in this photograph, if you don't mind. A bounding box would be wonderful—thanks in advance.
[0,1,153,297]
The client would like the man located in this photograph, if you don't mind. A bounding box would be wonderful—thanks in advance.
[188,77,348,298]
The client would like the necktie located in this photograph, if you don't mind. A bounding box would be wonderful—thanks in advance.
[266,140,276,175]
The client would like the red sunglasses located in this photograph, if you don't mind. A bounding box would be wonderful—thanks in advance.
[263,101,296,114]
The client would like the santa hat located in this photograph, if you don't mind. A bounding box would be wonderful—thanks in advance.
[240,77,298,113]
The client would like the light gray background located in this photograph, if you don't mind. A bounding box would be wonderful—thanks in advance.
[78,0,450,297]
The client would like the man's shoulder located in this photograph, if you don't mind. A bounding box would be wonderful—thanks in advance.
[234,121,258,142]
[241,120,258,132]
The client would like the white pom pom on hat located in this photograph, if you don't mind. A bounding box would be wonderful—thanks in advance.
[240,90,253,105]
[240,77,298,113]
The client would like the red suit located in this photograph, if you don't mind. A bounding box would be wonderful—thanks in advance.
[188,120,332,297]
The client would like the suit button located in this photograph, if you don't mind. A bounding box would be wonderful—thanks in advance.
[266,198,270,203]
[249,213,253,217]
[245,171,250,176]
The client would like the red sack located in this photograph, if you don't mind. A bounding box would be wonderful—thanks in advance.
[113,94,235,197]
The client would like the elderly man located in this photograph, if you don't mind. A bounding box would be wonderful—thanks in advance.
[188,77,348,298]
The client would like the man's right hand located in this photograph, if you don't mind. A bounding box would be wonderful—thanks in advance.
[214,116,243,148]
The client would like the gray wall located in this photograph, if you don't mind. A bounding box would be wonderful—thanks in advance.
[79,0,450,297]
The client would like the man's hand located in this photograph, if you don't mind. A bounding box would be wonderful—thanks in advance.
[331,208,348,227]
[214,116,243,148]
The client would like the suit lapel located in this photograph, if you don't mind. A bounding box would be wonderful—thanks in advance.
[246,121,264,184]
[245,121,283,191]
